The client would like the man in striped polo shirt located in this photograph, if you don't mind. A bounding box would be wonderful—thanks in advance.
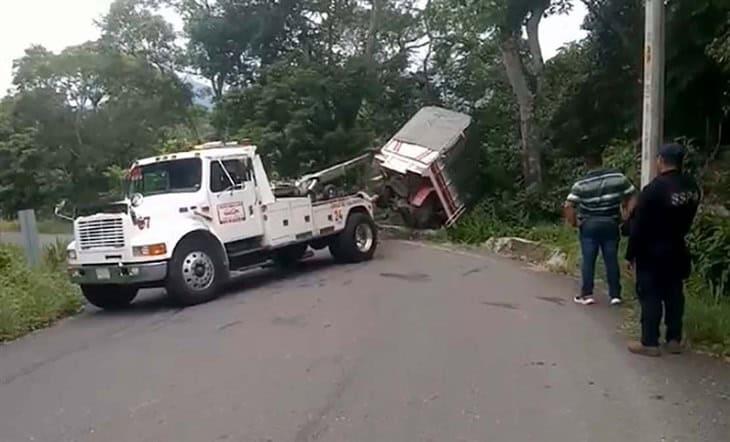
[564,152,636,305]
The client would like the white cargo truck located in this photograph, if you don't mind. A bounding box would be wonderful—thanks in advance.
[62,141,378,309]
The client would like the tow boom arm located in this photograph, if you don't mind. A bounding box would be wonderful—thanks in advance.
[294,152,374,196]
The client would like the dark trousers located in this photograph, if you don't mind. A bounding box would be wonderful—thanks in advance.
[636,269,685,347]
[579,219,621,298]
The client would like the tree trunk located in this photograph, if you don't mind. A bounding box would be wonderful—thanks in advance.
[211,74,224,101]
[326,0,335,65]
[500,35,543,187]
[365,0,382,63]
[525,4,546,94]
[422,0,434,97]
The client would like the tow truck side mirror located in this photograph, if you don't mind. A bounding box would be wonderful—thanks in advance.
[54,200,74,222]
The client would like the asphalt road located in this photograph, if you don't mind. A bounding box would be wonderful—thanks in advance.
[1,241,728,442]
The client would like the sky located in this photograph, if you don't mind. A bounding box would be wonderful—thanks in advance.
[0,0,587,94]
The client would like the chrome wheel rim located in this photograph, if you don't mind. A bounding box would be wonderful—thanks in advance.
[355,223,374,253]
[182,251,215,291]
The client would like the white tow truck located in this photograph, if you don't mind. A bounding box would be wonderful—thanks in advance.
[63,141,378,309]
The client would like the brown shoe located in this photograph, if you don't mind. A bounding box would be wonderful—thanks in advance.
[664,341,684,354]
[628,341,661,357]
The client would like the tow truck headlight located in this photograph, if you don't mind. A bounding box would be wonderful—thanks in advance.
[67,250,77,261]
[133,243,167,257]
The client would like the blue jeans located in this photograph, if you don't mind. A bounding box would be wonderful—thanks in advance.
[579,219,621,299]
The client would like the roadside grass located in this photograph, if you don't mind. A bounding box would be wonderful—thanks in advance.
[521,224,582,272]
[0,242,83,342]
[683,274,730,355]
[0,218,72,235]
[448,219,730,358]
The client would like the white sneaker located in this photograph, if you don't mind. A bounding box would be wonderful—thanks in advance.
[574,296,596,305]
[610,298,623,306]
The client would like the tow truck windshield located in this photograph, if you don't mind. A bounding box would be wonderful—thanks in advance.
[126,158,202,197]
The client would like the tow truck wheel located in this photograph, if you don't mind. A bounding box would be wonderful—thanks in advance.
[166,236,226,306]
[330,212,378,263]
[81,285,138,310]
[273,243,308,268]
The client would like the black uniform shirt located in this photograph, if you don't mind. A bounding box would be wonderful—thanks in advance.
[625,170,700,277]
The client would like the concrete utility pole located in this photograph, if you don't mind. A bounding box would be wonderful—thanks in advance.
[18,209,41,268]
[641,0,666,188]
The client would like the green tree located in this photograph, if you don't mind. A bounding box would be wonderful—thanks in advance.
[3,20,194,211]
[203,0,433,175]
[100,0,183,73]
[176,0,319,98]
[430,0,572,188]
[213,62,373,177]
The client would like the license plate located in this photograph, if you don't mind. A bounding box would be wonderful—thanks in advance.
[96,268,111,280]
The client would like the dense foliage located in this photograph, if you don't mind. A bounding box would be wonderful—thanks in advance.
[0,0,728,228]
[0,0,728,347]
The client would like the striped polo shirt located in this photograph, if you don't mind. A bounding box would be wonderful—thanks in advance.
[567,168,636,222]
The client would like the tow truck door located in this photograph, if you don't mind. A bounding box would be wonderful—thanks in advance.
[209,157,264,243]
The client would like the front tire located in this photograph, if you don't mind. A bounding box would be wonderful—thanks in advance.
[166,236,227,306]
[81,285,138,310]
[329,212,378,263]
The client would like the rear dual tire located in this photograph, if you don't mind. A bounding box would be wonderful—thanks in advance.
[329,212,378,263]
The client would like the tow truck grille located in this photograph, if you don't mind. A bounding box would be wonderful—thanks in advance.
[77,218,125,250]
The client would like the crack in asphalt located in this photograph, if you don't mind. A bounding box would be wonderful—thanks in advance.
[294,370,354,442]
[536,296,567,306]
[217,320,244,332]
[462,267,486,277]
[481,301,519,310]
[379,272,431,282]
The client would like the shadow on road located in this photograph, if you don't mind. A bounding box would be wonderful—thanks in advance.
[84,255,344,318]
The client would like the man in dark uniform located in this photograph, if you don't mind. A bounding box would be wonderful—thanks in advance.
[625,143,700,357]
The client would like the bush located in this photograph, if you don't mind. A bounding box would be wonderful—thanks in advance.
[685,273,730,354]
[447,195,552,244]
[44,238,69,272]
[0,244,82,342]
[603,139,640,185]
[448,200,519,244]
[688,213,730,301]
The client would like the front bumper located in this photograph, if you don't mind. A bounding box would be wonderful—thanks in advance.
[68,261,168,286]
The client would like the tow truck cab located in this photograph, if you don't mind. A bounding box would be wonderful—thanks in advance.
[66,142,377,309]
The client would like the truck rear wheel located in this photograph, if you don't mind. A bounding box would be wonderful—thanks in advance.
[166,236,226,306]
[81,285,138,310]
[329,212,378,263]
